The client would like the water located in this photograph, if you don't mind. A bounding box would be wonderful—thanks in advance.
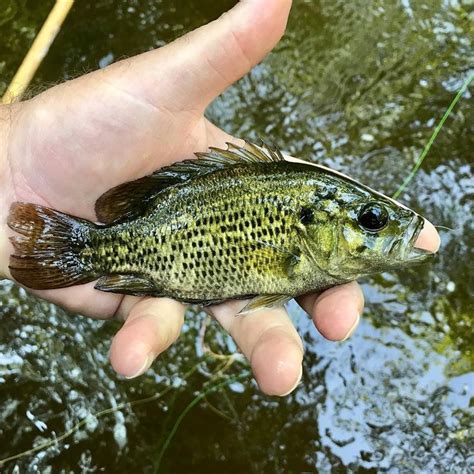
[0,0,473,471]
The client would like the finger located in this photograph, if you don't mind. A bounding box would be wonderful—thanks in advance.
[33,282,123,320]
[210,301,303,396]
[102,0,293,111]
[110,297,185,378]
[415,218,440,252]
[298,281,364,341]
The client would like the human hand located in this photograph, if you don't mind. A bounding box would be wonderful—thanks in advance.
[0,0,440,395]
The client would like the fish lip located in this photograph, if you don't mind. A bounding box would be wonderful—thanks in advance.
[405,217,435,263]
[406,246,435,262]
[386,216,434,263]
[408,216,424,246]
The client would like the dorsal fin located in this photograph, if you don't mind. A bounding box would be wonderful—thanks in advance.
[197,140,284,164]
[95,140,284,224]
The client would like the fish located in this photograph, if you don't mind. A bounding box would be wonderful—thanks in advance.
[7,141,433,313]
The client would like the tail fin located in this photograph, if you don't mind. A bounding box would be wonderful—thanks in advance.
[7,202,98,290]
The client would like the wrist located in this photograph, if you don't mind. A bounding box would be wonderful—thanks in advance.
[0,104,13,279]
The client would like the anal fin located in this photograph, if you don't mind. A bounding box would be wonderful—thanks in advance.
[237,294,292,315]
[95,274,160,296]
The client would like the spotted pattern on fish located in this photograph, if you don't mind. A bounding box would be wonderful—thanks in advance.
[8,141,429,311]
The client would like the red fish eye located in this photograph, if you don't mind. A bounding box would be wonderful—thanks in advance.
[358,203,389,232]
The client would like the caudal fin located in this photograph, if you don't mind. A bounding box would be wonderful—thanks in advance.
[8,202,98,290]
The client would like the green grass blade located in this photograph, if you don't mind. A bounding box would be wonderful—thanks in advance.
[392,73,473,200]
[154,371,250,472]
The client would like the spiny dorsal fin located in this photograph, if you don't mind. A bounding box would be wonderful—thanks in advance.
[95,140,284,224]
[196,140,284,164]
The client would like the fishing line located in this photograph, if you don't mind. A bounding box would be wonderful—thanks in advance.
[392,73,473,200]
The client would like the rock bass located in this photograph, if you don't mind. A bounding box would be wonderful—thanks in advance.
[8,142,431,313]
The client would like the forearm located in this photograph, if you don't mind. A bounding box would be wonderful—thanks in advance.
[0,104,13,279]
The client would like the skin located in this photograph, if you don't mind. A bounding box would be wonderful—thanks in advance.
[0,0,440,396]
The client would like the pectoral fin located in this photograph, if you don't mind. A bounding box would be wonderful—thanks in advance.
[237,294,292,315]
[251,240,300,277]
[94,274,161,296]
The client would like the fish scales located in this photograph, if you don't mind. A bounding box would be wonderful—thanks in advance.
[85,166,327,301]
[7,141,431,312]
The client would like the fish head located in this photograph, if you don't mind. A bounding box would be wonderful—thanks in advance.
[304,174,434,281]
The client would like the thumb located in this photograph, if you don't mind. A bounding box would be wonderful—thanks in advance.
[103,0,292,111]
[173,0,293,107]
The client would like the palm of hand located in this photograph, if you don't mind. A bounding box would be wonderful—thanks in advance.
[5,67,228,318]
[0,1,378,395]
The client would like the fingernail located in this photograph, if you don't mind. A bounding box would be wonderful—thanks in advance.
[125,353,153,379]
[341,312,360,342]
[279,364,303,397]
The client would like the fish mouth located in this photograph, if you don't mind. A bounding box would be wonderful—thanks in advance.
[387,216,435,263]
[404,217,435,263]
[406,246,434,262]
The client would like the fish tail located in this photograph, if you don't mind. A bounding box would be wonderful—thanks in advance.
[7,202,99,290]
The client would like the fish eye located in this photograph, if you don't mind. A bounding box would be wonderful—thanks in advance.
[358,202,389,232]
